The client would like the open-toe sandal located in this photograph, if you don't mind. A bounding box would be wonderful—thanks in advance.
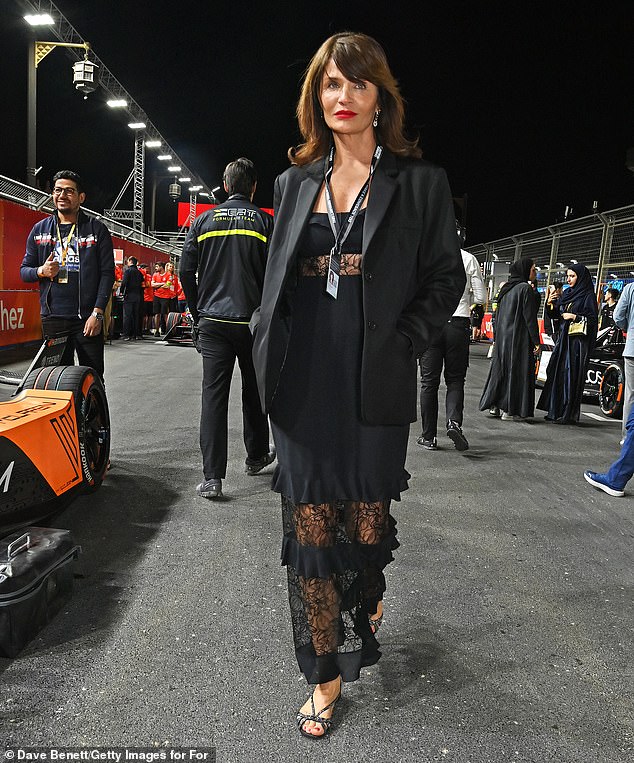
[369,612,383,634]
[296,689,341,739]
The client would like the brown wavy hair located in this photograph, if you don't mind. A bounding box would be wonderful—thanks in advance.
[290,32,421,166]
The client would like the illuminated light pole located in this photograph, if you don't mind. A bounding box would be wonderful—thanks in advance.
[20,1,213,220]
[26,38,98,186]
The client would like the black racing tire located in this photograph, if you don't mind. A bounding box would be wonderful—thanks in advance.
[22,365,110,489]
[164,311,182,338]
[599,363,625,419]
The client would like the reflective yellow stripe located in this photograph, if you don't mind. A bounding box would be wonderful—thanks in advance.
[197,229,267,244]
[203,317,250,325]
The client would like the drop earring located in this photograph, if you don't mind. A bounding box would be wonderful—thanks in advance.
[373,110,380,128]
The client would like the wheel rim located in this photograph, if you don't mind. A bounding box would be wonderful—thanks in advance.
[81,385,109,474]
[601,369,620,412]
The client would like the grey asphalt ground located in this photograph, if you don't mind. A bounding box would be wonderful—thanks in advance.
[0,338,632,763]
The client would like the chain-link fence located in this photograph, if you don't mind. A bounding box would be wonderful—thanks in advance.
[468,205,634,319]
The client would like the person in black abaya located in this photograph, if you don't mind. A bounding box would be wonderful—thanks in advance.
[480,257,540,420]
[537,263,598,424]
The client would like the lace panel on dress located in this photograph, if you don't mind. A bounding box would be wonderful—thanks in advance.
[300,253,363,277]
[282,496,390,660]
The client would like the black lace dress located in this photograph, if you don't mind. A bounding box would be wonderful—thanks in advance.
[269,210,406,685]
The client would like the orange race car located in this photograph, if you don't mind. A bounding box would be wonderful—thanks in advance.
[0,335,110,531]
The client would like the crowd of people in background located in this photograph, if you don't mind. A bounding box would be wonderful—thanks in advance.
[107,258,184,340]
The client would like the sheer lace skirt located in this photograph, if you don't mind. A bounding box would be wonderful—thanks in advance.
[281,495,399,684]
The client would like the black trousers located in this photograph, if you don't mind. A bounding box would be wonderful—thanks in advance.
[419,316,470,439]
[122,298,141,338]
[199,320,270,479]
[41,316,105,379]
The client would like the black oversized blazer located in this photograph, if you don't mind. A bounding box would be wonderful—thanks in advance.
[252,149,466,426]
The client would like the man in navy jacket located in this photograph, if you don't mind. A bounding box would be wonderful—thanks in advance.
[20,170,115,378]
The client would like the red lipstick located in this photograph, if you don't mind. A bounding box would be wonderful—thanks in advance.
[334,110,357,118]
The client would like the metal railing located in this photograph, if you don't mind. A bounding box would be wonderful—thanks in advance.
[468,205,634,317]
[0,174,178,255]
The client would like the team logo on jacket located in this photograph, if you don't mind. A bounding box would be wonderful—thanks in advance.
[213,208,256,221]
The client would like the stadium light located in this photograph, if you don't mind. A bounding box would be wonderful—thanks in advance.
[24,14,54,25]
[167,166,181,172]
[107,99,128,108]
[128,121,146,129]
[145,140,161,148]
[157,155,172,161]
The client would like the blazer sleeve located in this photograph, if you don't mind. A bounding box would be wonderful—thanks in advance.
[397,168,466,356]
[250,173,286,336]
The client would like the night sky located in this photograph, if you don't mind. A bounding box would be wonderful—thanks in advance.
[2,0,633,244]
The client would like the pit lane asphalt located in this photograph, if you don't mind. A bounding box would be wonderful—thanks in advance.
[0,339,632,763]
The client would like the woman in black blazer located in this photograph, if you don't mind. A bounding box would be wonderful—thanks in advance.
[252,32,465,738]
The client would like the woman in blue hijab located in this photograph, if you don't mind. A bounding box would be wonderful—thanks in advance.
[537,263,599,423]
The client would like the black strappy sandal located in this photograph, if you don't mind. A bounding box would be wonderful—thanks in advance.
[296,689,341,738]
[369,612,383,634]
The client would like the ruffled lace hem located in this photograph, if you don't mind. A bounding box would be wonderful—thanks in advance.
[271,468,410,505]
[281,515,399,579]
[296,639,381,684]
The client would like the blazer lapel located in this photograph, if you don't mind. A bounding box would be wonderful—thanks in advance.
[363,150,398,257]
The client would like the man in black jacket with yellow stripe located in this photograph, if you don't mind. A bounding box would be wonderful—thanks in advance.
[180,158,274,499]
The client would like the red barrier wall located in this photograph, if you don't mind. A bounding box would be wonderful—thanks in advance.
[481,313,545,341]
[0,198,170,349]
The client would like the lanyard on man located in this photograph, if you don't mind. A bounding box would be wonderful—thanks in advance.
[323,144,382,299]
[55,221,76,284]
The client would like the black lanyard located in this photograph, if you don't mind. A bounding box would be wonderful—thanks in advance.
[323,144,382,298]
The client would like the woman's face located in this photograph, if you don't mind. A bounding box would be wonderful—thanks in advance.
[566,269,577,287]
[529,264,537,281]
[319,59,379,140]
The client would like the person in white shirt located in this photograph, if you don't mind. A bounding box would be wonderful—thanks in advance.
[417,225,487,451]
[613,281,634,443]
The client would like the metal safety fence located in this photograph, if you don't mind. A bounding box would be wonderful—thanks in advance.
[0,174,176,255]
[468,205,634,319]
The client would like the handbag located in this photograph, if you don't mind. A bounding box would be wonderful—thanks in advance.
[568,316,587,336]
[566,301,587,336]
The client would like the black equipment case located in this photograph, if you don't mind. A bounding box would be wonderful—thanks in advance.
[0,527,81,658]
